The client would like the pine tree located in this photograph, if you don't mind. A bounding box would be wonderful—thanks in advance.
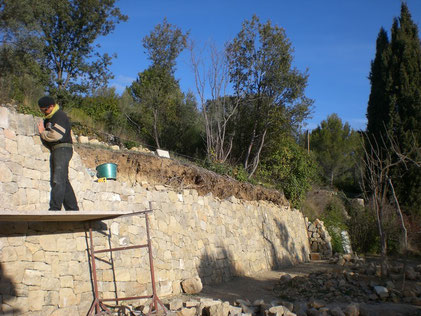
[310,114,361,189]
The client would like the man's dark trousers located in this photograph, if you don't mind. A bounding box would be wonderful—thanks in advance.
[49,147,79,210]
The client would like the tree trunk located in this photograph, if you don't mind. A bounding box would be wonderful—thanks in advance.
[373,194,388,277]
[388,177,408,289]
[248,128,267,178]
[153,109,160,149]
[244,122,257,171]
[330,171,334,187]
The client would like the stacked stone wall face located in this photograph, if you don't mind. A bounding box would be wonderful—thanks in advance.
[307,218,332,259]
[0,106,310,316]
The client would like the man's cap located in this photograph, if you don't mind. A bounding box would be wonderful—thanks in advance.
[38,96,55,108]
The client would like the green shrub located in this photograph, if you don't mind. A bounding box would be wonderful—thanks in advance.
[68,108,96,128]
[347,204,379,254]
[17,103,42,117]
[124,140,139,150]
[321,199,348,254]
[200,160,253,184]
[258,141,318,208]
[328,226,344,254]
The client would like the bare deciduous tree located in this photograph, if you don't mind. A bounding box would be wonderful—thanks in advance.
[361,129,420,281]
[189,40,239,162]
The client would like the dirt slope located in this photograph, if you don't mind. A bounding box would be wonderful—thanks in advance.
[74,144,289,206]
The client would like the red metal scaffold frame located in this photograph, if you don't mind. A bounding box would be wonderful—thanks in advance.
[87,208,166,316]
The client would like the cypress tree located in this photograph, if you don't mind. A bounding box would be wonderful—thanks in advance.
[389,3,421,217]
[366,27,392,140]
[366,3,421,217]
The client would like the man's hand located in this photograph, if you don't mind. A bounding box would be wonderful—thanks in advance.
[38,121,45,134]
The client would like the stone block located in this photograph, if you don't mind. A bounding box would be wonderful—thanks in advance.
[177,307,197,316]
[59,288,78,307]
[15,246,31,260]
[57,237,76,252]
[39,235,57,251]
[68,261,83,276]
[123,282,147,297]
[34,262,50,271]
[229,305,242,316]
[169,298,184,310]
[156,149,170,158]
[12,188,28,206]
[136,268,151,284]
[6,235,25,247]
[7,109,17,129]
[17,135,35,156]
[202,301,230,316]
[5,138,17,154]
[89,138,100,145]
[23,269,42,286]
[0,106,9,128]
[155,185,166,191]
[115,268,131,282]
[23,167,41,180]
[3,129,15,140]
[181,277,203,294]
[78,135,89,144]
[16,113,35,136]
[15,175,33,189]
[26,188,40,204]
[309,253,321,261]
[60,276,74,288]
[28,290,45,311]
[41,277,60,291]
[76,237,87,251]
[159,281,173,297]
[1,246,18,262]
[0,161,13,182]
[102,270,114,282]
[73,281,91,294]
[268,305,291,316]
[44,290,59,306]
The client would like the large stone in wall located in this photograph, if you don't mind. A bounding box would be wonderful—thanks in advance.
[181,276,203,294]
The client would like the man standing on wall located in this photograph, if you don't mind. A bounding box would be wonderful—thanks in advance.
[37,96,79,211]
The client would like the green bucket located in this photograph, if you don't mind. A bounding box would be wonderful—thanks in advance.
[96,163,117,180]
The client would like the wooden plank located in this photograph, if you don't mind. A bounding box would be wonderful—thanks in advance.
[0,210,137,222]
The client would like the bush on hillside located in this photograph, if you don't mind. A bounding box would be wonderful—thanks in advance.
[321,199,348,254]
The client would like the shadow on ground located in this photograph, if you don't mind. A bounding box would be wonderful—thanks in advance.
[198,261,334,304]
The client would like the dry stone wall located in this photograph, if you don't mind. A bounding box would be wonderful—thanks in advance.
[0,106,310,316]
[307,219,332,259]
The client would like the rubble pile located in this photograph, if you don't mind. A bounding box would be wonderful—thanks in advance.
[106,296,359,316]
[273,254,421,311]
[329,253,421,283]
[108,294,421,316]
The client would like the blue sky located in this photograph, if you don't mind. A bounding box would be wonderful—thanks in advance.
[98,0,421,131]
